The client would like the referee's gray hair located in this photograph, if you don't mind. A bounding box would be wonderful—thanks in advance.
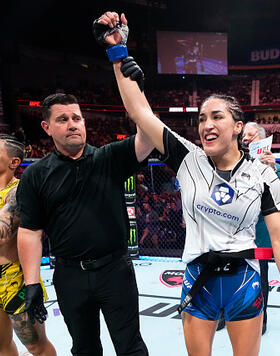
[244,122,266,139]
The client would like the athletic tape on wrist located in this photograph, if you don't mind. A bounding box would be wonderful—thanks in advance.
[106,45,128,62]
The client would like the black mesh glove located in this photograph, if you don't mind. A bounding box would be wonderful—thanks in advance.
[121,56,145,92]
[25,283,47,324]
[92,18,128,48]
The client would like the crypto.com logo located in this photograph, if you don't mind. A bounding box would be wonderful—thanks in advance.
[211,183,234,206]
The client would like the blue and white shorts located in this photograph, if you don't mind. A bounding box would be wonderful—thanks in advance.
[180,260,263,321]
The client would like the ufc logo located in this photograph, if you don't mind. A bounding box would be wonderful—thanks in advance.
[215,263,230,272]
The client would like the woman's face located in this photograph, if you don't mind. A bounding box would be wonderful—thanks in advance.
[198,98,243,158]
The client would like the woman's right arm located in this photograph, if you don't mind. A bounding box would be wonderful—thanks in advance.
[113,60,165,154]
[96,11,166,154]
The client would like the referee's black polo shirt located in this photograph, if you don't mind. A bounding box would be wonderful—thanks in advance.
[17,136,143,259]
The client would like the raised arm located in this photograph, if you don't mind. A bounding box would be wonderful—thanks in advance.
[113,60,165,154]
[94,11,166,155]
[134,125,156,162]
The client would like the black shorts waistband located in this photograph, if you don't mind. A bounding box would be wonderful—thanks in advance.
[178,250,257,315]
[193,251,244,266]
[56,249,127,271]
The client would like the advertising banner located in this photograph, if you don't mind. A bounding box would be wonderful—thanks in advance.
[248,46,280,65]
[124,175,136,204]
[128,220,138,257]
[249,135,273,158]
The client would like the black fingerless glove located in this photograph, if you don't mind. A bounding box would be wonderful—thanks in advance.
[92,18,143,90]
[92,18,129,48]
[25,283,47,324]
[121,56,145,92]
[92,19,112,48]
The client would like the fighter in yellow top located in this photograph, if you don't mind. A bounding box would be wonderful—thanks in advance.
[0,134,56,355]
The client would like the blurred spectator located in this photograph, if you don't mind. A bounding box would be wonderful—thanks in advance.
[137,172,149,193]
[150,192,164,217]
[139,203,160,248]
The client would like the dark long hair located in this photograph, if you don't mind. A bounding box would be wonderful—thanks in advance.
[201,94,245,151]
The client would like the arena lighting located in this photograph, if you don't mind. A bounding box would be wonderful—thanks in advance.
[41,257,50,265]
[169,107,184,112]
[122,0,167,9]
[185,107,199,112]
[139,256,182,262]
[17,100,280,112]
[117,134,129,140]
[29,100,41,107]
[40,265,50,270]
[168,107,199,112]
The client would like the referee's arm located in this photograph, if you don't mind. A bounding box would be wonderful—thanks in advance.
[17,227,43,285]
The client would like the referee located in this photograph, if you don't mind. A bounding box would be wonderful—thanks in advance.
[16,93,152,356]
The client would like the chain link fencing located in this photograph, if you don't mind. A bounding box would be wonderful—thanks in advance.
[20,158,185,263]
[134,159,185,260]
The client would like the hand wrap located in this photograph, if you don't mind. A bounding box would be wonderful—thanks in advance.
[92,18,144,90]
[92,18,129,48]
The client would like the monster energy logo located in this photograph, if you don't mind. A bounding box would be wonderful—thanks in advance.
[128,221,138,256]
[129,226,137,245]
[124,176,135,194]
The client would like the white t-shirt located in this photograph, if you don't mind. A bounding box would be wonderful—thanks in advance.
[161,128,280,271]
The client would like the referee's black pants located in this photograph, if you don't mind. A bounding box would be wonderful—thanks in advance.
[53,254,149,356]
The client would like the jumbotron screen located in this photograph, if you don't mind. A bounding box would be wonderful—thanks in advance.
[157,31,228,75]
